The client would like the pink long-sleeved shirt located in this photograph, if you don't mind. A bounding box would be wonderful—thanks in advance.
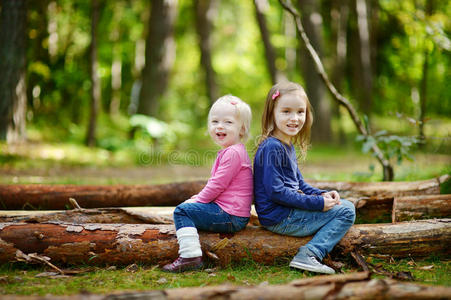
[195,143,253,217]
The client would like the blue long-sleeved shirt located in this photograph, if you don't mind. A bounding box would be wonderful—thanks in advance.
[253,137,327,226]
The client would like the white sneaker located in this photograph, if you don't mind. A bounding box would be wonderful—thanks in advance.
[289,248,335,274]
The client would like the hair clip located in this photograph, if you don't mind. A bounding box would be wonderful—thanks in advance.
[230,101,237,105]
[272,90,280,100]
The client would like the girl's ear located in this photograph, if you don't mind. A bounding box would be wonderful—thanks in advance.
[240,125,245,137]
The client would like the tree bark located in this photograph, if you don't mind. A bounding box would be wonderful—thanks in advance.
[0,180,206,210]
[392,194,451,223]
[0,175,447,210]
[3,272,451,300]
[254,0,284,84]
[194,0,219,105]
[0,219,449,266]
[85,0,102,147]
[137,0,177,116]
[0,0,27,143]
[297,0,331,143]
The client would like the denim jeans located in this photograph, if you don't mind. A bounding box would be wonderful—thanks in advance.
[265,199,355,260]
[173,202,249,233]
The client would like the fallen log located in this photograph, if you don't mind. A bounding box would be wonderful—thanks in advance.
[0,207,174,224]
[0,180,206,210]
[0,219,449,266]
[3,192,450,226]
[392,194,451,222]
[0,175,448,210]
[2,272,451,300]
[0,206,261,226]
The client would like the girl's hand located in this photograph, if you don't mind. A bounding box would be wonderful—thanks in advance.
[183,195,197,204]
[322,193,339,211]
[327,190,341,204]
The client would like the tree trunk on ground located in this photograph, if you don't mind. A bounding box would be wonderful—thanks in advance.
[85,0,102,147]
[0,180,206,210]
[0,0,27,143]
[254,0,284,84]
[0,207,174,224]
[0,219,449,266]
[0,175,447,210]
[194,0,219,105]
[137,0,177,116]
[392,194,451,223]
[3,272,451,300]
[297,0,331,143]
[3,193,450,226]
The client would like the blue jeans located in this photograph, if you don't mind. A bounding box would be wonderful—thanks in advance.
[265,199,355,260]
[173,202,249,233]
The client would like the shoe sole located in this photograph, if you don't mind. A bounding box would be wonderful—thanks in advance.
[289,261,335,274]
[162,263,204,273]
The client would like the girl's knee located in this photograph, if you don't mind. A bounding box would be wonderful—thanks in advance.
[339,199,356,222]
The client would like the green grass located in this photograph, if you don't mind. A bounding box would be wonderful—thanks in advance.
[1,256,449,296]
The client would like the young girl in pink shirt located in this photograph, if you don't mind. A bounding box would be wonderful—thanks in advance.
[163,95,253,272]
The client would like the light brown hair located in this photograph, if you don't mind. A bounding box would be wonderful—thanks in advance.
[259,81,313,156]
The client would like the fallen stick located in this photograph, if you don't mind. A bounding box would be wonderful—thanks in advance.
[0,175,448,210]
[0,219,449,266]
[1,272,451,300]
[392,194,451,222]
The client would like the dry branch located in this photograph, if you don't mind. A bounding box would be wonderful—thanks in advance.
[2,272,451,300]
[0,219,449,266]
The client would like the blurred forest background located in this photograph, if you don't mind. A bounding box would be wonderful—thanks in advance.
[0,0,450,182]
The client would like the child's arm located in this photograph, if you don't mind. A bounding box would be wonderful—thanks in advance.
[262,150,324,211]
[195,148,241,203]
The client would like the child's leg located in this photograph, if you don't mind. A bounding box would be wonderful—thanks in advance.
[266,199,355,260]
[164,202,249,272]
[174,202,248,233]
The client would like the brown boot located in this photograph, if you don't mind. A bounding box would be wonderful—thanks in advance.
[162,256,203,273]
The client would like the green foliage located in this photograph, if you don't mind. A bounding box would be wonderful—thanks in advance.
[356,130,420,165]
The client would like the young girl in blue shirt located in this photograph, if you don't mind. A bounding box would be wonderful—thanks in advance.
[253,81,355,274]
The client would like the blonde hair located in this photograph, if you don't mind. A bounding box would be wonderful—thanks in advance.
[259,81,313,156]
[208,95,252,142]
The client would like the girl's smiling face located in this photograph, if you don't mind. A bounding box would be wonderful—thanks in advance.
[208,102,244,149]
[272,91,307,144]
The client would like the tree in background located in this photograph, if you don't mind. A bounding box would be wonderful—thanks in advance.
[0,0,27,143]
[85,0,102,147]
[194,0,219,105]
[298,0,331,143]
[348,0,373,116]
[138,0,177,117]
[254,0,285,84]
